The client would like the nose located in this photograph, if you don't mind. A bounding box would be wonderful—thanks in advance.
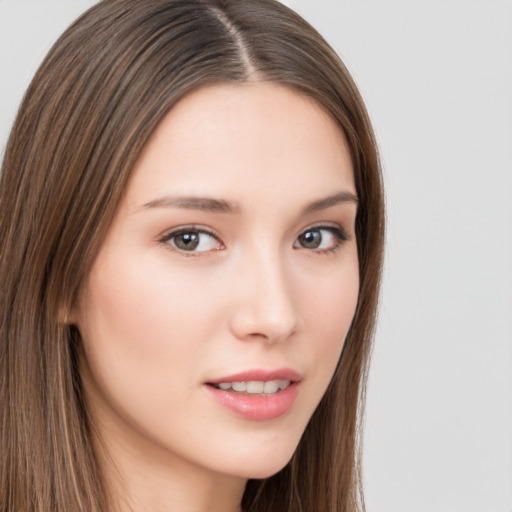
[229,250,299,344]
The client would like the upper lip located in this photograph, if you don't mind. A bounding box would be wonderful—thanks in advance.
[206,368,302,384]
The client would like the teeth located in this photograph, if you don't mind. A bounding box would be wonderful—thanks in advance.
[214,379,292,394]
[263,380,278,394]
[277,379,290,390]
[247,381,264,393]
[232,382,247,392]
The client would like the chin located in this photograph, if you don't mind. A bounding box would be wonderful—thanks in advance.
[224,441,299,480]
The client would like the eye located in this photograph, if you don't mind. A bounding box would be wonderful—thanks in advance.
[293,226,348,252]
[162,229,223,253]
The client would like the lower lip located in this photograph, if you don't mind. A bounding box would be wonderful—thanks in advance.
[204,383,300,421]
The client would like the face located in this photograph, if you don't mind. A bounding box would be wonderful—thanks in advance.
[74,83,359,482]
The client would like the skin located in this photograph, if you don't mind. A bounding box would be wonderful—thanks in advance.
[73,82,360,512]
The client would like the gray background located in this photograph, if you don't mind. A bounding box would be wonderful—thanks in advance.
[1,1,511,511]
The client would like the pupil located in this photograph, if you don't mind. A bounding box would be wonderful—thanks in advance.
[300,230,321,249]
[176,232,199,250]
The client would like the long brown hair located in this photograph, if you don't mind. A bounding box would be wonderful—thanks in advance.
[0,1,384,511]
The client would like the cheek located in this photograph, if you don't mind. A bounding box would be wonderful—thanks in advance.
[75,252,232,452]
[291,250,360,407]
[84,241,219,331]
[300,254,359,344]
[76,252,223,403]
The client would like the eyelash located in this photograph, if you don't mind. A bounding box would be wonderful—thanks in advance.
[158,224,349,256]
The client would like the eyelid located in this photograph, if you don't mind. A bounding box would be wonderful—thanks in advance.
[299,222,350,239]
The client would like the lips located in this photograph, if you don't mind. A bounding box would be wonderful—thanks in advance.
[204,368,302,421]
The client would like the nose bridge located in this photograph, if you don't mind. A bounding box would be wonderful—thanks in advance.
[230,243,298,343]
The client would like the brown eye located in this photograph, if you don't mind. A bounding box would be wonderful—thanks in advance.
[297,229,322,249]
[166,230,222,252]
[173,232,200,250]
[294,226,347,252]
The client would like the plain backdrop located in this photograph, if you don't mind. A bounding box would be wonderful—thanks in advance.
[1,1,511,511]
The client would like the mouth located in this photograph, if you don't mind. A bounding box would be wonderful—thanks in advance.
[204,369,302,421]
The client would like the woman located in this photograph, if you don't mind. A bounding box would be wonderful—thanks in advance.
[0,0,384,511]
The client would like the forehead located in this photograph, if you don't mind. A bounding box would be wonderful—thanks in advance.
[123,82,355,210]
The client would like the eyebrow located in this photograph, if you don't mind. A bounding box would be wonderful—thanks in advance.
[301,191,358,214]
[141,190,358,215]
[142,196,239,214]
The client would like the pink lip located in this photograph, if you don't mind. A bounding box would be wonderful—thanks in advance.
[207,368,302,385]
[204,368,302,421]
